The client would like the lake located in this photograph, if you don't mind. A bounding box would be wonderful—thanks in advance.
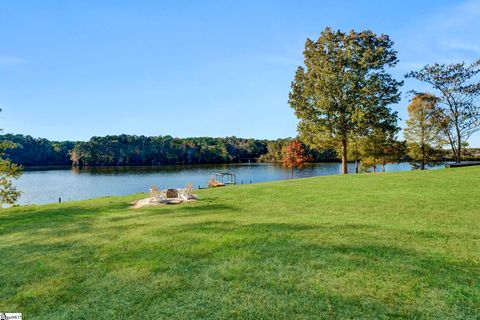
[15,162,439,205]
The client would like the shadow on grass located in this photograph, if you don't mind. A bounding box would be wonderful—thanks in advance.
[1,220,478,318]
[0,199,136,235]
[108,203,239,223]
[0,197,240,234]
[170,221,479,283]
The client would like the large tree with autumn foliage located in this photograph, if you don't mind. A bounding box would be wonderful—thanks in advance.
[289,27,402,174]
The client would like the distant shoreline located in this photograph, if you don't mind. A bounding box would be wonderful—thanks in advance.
[22,161,344,171]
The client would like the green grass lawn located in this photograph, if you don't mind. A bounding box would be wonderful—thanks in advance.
[1,167,479,319]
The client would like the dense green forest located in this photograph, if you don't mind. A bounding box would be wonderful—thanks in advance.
[0,134,75,166]
[2,134,479,167]
[0,134,338,166]
[69,135,269,166]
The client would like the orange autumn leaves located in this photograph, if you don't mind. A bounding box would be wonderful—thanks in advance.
[282,140,311,178]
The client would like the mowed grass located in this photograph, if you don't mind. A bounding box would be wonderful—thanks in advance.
[1,167,479,319]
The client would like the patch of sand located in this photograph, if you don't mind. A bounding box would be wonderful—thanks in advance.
[131,197,197,209]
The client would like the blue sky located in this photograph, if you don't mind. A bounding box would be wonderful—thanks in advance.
[1,0,479,145]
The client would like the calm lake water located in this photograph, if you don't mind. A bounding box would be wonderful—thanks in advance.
[15,162,440,205]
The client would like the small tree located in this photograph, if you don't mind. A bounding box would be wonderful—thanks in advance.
[348,136,365,174]
[282,140,310,179]
[382,140,407,172]
[0,141,22,206]
[0,108,22,206]
[406,61,480,163]
[360,128,404,173]
[404,93,443,170]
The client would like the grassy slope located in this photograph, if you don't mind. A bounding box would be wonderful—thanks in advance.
[0,167,479,319]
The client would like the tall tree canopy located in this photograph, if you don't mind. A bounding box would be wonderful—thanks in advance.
[289,27,402,174]
[404,93,443,170]
[406,60,480,163]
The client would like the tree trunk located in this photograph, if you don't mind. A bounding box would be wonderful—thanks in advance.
[444,130,458,165]
[456,130,462,163]
[421,140,425,170]
[291,167,294,179]
[341,139,348,174]
[355,159,359,174]
[452,111,462,163]
[381,162,385,172]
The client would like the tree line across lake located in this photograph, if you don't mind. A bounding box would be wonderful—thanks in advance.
[2,133,478,168]
[0,134,340,167]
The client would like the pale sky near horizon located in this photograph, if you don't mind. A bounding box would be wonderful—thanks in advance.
[1,0,480,145]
